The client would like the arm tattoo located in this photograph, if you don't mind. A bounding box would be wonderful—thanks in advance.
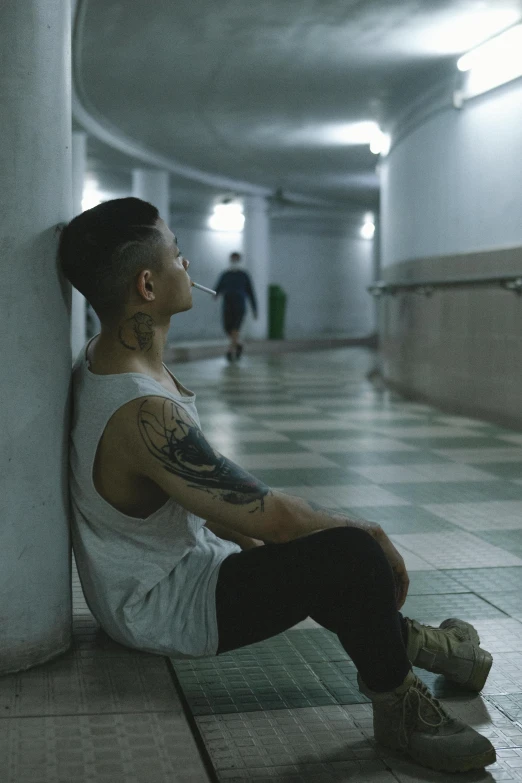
[118,312,155,351]
[138,398,271,511]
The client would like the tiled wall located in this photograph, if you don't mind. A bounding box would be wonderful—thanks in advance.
[379,246,522,428]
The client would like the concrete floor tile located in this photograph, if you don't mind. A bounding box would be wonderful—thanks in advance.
[390,532,522,569]
[238,453,340,470]
[468,619,522,653]
[406,570,469,594]
[0,713,211,783]
[448,568,522,594]
[0,650,182,717]
[204,430,292,443]
[360,425,483,439]
[196,706,377,774]
[402,592,507,621]
[424,502,522,532]
[296,438,419,453]
[386,481,522,504]
[350,464,498,484]
[277,484,411,507]
[262,420,365,433]
[433,448,522,464]
[499,435,522,446]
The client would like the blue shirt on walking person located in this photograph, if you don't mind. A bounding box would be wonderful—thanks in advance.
[215,252,257,361]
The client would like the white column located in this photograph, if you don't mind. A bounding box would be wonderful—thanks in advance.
[0,0,72,673]
[71,130,87,358]
[243,195,270,339]
[132,169,170,225]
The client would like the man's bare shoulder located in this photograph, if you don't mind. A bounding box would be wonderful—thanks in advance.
[106,394,180,444]
[94,397,175,517]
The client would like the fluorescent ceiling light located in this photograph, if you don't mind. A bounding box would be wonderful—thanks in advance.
[209,202,245,232]
[457,24,522,71]
[412,8,520,55]
[456,23,522,100]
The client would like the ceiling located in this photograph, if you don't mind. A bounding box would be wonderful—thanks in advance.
[73,0,522,214]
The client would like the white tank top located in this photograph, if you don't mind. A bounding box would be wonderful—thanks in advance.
[69,339,240,658]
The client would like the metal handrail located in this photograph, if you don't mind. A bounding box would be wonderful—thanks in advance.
[368,274,522,297]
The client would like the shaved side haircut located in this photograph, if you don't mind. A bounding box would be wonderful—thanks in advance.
[58,197,164,321]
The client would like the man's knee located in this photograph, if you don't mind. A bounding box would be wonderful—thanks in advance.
[308,525,377,555]
[306,526,391,583]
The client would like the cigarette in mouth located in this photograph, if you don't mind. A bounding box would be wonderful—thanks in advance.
[191,281,217,296]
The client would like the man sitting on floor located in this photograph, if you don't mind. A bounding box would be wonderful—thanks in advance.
[59,197,495,775]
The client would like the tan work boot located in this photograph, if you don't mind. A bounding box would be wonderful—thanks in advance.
[358,670,496,773]
[405,617,493,691]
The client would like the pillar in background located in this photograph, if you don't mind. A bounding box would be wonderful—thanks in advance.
[0,0,72,673]
[372,215,381,336]
[132,169,170,225]
[243,195,270,339]
[71,130,87,358]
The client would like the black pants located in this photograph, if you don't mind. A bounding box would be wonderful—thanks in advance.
[223,294,246,333]
[215,527,411,692]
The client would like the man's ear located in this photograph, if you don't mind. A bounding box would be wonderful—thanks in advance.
[136,269,155,302]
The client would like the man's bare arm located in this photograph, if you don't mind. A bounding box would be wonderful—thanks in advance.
[204,520,263,550]
[125,395,409,605]
[128,395,384,543]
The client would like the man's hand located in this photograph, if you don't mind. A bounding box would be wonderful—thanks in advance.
[372,528,410,609]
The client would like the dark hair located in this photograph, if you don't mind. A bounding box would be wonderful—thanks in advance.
[58,197,165,320]
[230,252,241,260]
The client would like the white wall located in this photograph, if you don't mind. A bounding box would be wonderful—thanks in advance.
[382,78,522,267]
[168,215,376,341]
[271,223,375,338]
[379,77,522,426]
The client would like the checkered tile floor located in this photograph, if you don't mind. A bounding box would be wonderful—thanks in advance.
[4,348,522,782]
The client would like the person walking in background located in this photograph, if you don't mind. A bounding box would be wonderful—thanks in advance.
[215,252,257,362]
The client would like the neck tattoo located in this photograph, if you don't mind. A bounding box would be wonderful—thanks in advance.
[118,312,155,352]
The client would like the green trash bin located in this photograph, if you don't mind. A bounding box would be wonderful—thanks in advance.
[268,284,287,339]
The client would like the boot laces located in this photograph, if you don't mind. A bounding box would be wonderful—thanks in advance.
[399,678,449,749]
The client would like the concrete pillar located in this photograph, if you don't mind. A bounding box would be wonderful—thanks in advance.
[132,169,170,225]
[0,0,72,673]
[372,214,381,335]
[243,195,270,339]
[71,131,87,358]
